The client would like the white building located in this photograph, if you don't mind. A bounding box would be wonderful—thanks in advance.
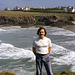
[72,8,75,12]
[14,6,20,10]
[40,7,46,9]
[63,8,68,12]
[56,6,62,9]
[20,7,24,10]
[4,8,10,11]
[63,7,75,12]
[24,6,30,11]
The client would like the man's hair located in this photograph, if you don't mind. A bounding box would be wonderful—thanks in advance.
[37,27,47,36]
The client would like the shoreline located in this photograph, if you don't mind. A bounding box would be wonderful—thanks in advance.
[0,24,75,32]
[62,25,75,32]
[0,70,75,75]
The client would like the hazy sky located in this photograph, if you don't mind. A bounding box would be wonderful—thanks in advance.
[0,0,75,10]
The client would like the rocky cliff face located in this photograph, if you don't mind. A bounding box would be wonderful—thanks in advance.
[0,15,75,27]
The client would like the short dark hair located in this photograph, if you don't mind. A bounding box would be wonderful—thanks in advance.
[37,27,47,36]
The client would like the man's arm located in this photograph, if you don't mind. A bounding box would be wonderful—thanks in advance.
[32,47,36,55]
[48,47,52,54]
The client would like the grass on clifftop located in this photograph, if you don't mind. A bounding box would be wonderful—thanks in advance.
[0,11,75,18]
[0,11,53,17]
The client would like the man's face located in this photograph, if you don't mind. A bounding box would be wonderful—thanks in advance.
[39,29,45,38]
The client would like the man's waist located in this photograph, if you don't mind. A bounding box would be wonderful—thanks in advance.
[36,53,48,56]
[36,49,48,55]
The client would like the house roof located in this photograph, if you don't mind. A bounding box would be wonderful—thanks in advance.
[25,6,29,8]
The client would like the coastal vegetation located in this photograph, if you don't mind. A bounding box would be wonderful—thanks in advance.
[0,71,16,75]
[0,11,75,27]
[0,71,75,75]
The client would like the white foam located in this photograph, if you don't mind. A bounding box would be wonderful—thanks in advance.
[0,26,21,33]
[0,43,35,60]
[0,28,6,32]
[50,28,75,36]
[51,43,69,55]
[70,65,75,72]
[51,43,75,71]
[63,40,75,46]
[52,51,75,65]
[1,26,21,29]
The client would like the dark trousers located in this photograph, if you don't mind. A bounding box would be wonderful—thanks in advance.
[36,54,53,75]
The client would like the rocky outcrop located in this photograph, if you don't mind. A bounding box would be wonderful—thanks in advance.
[0,71,16,75]
[0,15,75,27]
[0,71,75,75]
[54,71,75,75]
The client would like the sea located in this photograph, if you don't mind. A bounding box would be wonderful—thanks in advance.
[0,26,75,75]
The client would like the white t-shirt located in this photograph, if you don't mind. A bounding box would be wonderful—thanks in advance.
[33,37,52,54]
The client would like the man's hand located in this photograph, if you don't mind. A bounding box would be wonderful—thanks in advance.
[32,47,36,55]
[48,47,52,54]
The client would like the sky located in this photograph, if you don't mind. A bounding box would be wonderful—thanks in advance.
[0,0,75,10]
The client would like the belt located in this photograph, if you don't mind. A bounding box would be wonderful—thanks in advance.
[36,53,48,56]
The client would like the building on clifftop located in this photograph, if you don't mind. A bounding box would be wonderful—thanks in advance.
[23,6,30,11]
[4,8,10,11]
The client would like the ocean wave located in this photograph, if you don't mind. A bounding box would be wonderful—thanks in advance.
[51,43,75,71]
[0,26,21,33]
[0,43,35,60]
[51,43,69,55]
[61,40,75,46]
[50,28,75,36]
[70,65,75,72]
[52,43,75,72]
[0,28,6,32]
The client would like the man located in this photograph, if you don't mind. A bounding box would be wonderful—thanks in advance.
[32,27,53,75]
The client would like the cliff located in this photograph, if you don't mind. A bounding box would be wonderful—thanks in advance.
[0,11,75,27]
[0,16,75,28]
